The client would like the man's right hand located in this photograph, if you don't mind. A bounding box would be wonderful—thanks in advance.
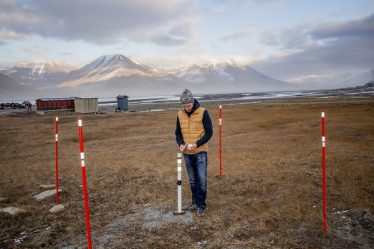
[179,144,186,152]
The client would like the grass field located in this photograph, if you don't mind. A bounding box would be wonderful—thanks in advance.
[0,97,373,249]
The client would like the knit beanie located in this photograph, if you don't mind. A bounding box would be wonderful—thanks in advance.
[180,89,194,104]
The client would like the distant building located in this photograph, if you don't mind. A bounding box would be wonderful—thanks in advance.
[116,95,129,111]
[35,97,98,113]
[36,97,75,111]
[74,98,98,114]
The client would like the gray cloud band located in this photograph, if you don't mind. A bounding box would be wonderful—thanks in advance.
[252,13,374,85]
[0,0,196,45]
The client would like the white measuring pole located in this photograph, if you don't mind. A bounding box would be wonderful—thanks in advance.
[174,152,185,215]
[177,152,183,213]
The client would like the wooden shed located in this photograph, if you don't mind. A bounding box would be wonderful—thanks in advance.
[74,98,98,114]
[36,97,75,111]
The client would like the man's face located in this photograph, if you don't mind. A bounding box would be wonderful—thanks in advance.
[182,103,193,113]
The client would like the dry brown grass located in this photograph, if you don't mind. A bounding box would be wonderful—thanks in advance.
[0,98,373,248]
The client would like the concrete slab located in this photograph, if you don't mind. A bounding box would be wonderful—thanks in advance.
[142,207,193,228]
[49,204,65,213]
[0,206,26,215]
[40,184,56,189]
[33,189,62,201]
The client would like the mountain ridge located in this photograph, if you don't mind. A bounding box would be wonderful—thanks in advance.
[3,53,367,98]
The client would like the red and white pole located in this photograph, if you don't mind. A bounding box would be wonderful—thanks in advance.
[78,117,93,249]
[321,110,327,234]
[219,105,223,177]
[55,117,59,204]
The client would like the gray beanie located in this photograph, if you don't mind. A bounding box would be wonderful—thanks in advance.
[180,89,194,104]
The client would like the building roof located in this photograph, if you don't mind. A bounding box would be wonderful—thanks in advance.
[36,97,75,101]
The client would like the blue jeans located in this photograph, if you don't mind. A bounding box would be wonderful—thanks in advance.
[184,152,208,209]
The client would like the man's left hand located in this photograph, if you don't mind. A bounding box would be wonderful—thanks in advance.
[188,143,197,150]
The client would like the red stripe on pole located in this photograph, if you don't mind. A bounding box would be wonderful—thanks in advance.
[219,105,223,176]
[321,110,327,234]
[55,117,59,204]
[77,117,93,249]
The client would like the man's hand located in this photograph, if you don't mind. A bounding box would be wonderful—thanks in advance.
[187,143,197,150]
[179,144,186,152]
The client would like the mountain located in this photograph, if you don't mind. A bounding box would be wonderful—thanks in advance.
[1,54,297,98]
[53,55,291,96]
[0,61,72,88]
[58,54,163,88]
[53,54,186,96]
[173,62,291,93]
[0,73,39,100]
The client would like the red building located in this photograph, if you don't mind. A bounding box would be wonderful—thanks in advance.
[36,98,75,111]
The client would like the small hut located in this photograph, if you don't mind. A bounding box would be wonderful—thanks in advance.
[74,98,98,114]
[116,95,128,111]
[36,97,75,111]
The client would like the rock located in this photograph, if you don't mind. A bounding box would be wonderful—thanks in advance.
[0,196,7,202]
[197,240,208,247]
[40,184,56,189]
[49,204,65,213]
[33,189,62,201]
[0,206,26,215]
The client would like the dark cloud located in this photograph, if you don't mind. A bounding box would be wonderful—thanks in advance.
[255,37,374,76]
[311,13,374,39]
[260,13,374,49]
[0,0,196,45]
[254,13,374,86]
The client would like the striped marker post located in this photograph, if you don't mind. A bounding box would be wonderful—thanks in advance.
[174,152,185,215]
[321,110,327,234]
[55,117,59,204]
[219,105,223,177]
[77,117,93,249]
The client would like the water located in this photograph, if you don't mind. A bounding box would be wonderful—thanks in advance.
[2,88,373,108]
[97,88,374,106]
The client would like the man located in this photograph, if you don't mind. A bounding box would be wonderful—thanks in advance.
[27,102,32,112]
[175,89,213,217]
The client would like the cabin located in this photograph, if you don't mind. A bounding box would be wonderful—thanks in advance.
[116,95,129,111]
[35,98,75,111]
[74,98,98,114]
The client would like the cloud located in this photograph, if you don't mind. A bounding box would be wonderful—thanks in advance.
[0,29,26,40]
[23,46,44,55]
[261,13,374,50]
[208,0,276,4]
[253,13,374,86]
[0,0,45,35]
[210,7,224,13]
[310,13,374,39]
[260,26,316,50]
[220,28,256,42]
[0,0,198,45]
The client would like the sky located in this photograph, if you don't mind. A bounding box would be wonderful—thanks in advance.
[0,0,374,86]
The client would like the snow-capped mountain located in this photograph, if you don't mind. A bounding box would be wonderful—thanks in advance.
[0,61,72,88]
[58,54,163,88]
[173,63,235,83]
[53,55,291,95]
[172,62,291,92]
[1,54,298,98]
